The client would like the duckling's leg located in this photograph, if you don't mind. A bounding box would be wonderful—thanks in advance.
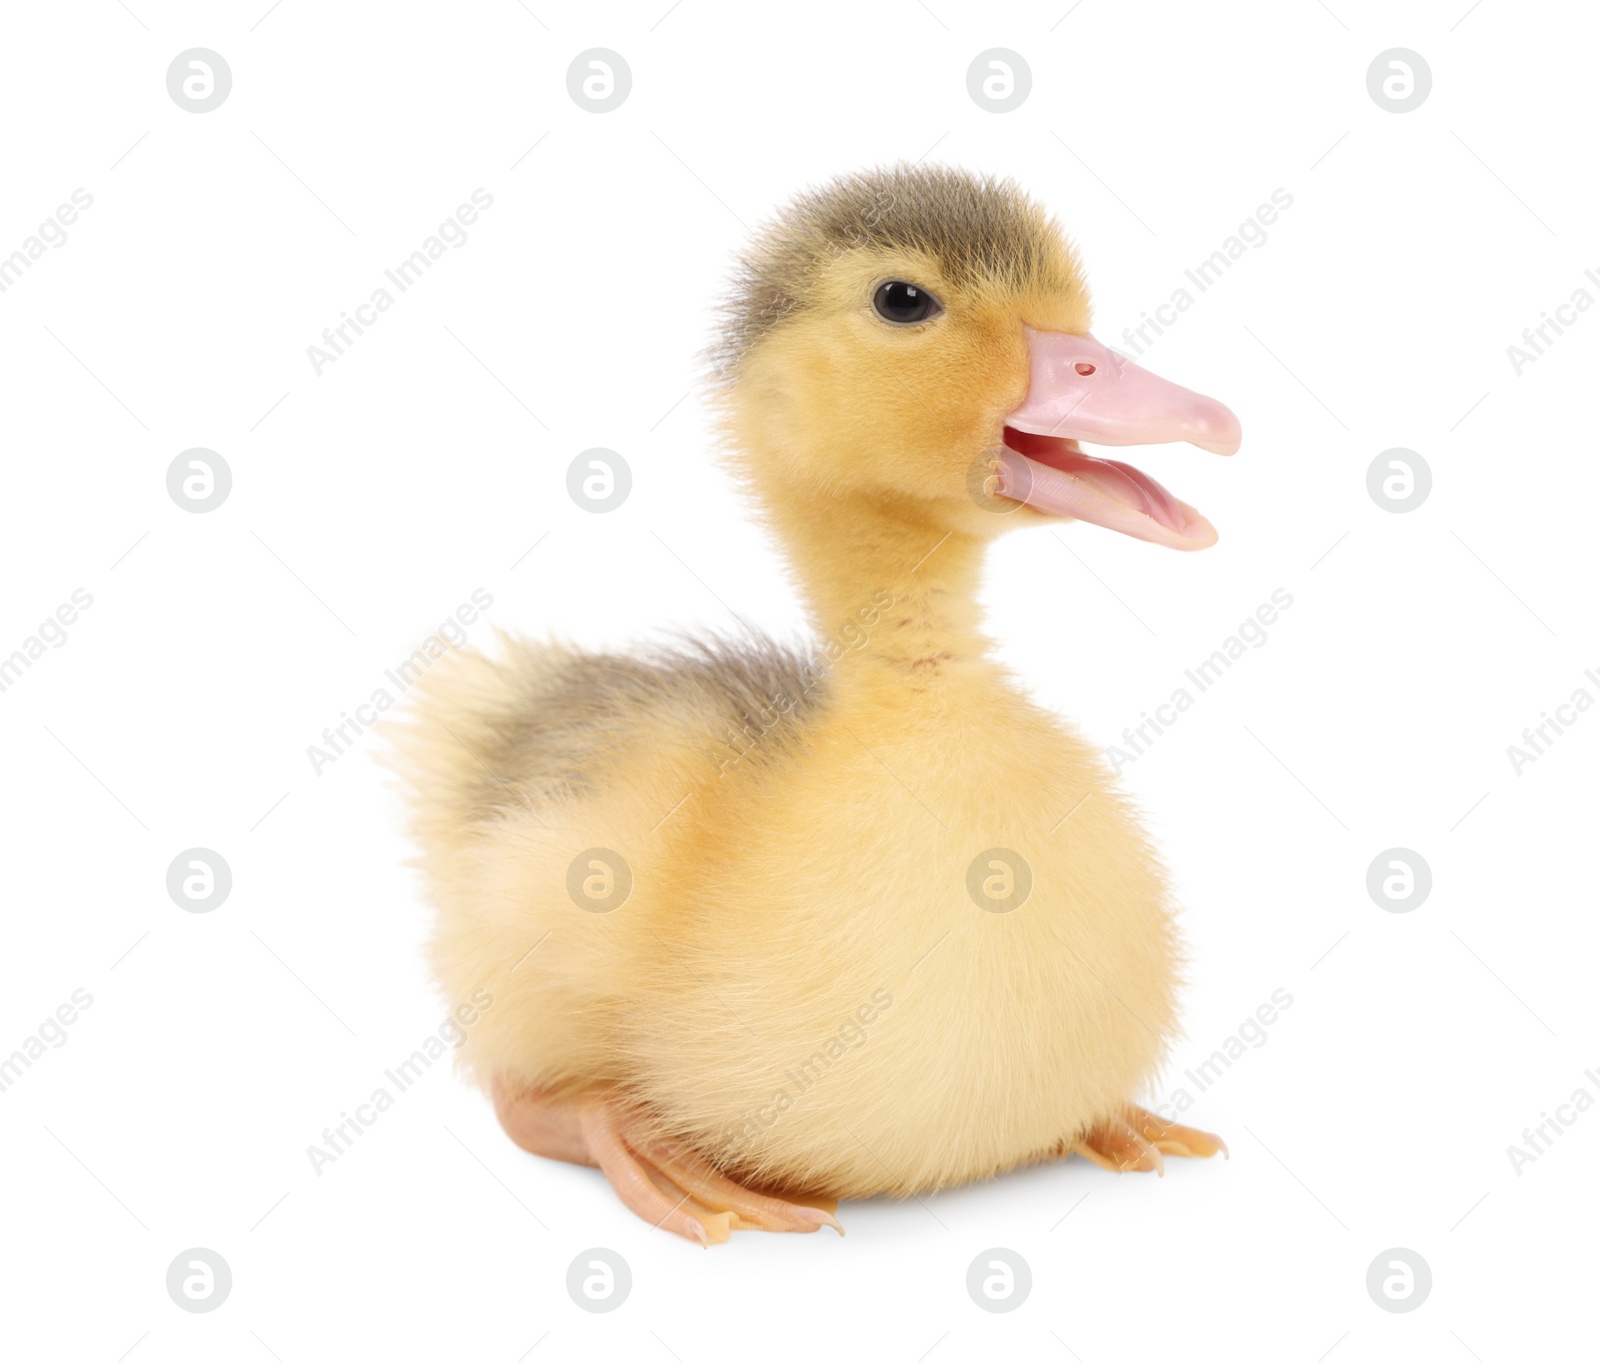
[1072,1105,1228,1175]
[492,1080,843,1246]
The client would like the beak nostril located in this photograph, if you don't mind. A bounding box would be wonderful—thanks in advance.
[1074,362,1096,376]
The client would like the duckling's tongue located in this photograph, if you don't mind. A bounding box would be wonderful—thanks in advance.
[996,430,1217,550]
[996,328,1241,550]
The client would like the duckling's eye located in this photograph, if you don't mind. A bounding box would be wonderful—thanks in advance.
[872,280,942,326]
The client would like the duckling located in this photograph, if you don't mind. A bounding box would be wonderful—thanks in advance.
[389,164,1240,1244]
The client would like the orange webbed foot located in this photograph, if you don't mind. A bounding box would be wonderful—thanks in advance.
[494,1079,841,1246]
[1072,1105,1228,1175]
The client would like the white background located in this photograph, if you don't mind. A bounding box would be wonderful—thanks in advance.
[2,1,1595,1360]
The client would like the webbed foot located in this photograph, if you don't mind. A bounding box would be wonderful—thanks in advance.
[1072,1105,1228,1175]
[493,1078,842,1246]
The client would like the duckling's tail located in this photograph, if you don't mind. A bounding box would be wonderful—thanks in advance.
[378,628,581,854]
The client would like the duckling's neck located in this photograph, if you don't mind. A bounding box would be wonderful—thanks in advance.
[768,488,992,680]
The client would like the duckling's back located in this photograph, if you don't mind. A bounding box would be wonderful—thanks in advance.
[389,631,828,860]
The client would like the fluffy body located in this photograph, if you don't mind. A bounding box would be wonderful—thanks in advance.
[390,163,1185,1202]
[392,631,1176,1197]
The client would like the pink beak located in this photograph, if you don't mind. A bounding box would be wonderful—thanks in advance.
[995,328,1242,550]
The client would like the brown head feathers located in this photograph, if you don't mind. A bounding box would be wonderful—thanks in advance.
[713,163,1082,379]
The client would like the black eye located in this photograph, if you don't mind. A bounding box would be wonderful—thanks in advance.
[873,279,941,325]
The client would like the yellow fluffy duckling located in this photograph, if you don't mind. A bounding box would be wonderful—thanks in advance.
[390,164,1241,1244]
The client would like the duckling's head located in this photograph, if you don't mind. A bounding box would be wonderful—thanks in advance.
[713,164,1240,551]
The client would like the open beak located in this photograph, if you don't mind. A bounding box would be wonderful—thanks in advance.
[995,328,1242,550]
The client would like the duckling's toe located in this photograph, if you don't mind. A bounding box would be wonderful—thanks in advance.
[583,1102,841,1245]
[1072,1105,1227,1174]
[1131,1105,1229,1161]
[1073,1115,1164,1175]
[578,1101,716,1245]
[494,1080,840,1245]
[638,1131,843,1237]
